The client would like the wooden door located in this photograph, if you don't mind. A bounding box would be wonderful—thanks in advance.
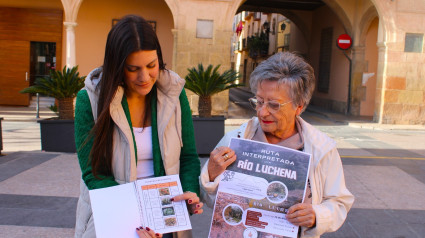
[0,40,30,105]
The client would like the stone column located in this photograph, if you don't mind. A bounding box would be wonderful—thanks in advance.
[61,0,83,67]
[350,46,366,116]
[375,41,387,123]
[171,29,178,71]
[164,0,243,116]
[64,22,78,68]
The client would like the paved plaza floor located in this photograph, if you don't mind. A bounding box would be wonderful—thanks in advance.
[1,106,425,237]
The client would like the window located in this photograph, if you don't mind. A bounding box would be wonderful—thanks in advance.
[30,42,56,86]
[404,33,423,53]
[317,27,333,93]
[284,34,290,46]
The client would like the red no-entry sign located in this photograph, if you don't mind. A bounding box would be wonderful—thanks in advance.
[336,34,352,50]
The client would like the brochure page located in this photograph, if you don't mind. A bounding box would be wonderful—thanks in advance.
[90,174,191,238]
[136,175,192,234]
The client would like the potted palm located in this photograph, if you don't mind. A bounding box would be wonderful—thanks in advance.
[20,66,85,152]
[184,64,242,154]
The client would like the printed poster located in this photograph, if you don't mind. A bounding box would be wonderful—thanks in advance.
[209,138,311,238]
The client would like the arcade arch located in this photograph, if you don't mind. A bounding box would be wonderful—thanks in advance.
[235,0,382,117]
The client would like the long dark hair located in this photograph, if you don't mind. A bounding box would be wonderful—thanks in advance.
[91,15,165,178]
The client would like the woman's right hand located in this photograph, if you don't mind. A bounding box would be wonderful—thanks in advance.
[136,226,162,238]
[208,146,237,181]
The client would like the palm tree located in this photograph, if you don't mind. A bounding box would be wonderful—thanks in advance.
[184,64,242,117]
[20,66,86,119]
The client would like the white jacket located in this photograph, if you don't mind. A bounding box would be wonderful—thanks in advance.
[200,117,354,237]
[75,68,192,238]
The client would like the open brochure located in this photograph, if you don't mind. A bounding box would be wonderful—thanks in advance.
[89,174,192,238]
[209,138,311,238]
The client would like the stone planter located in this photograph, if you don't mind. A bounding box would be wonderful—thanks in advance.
[192,116,225,155]
[38,118,75,153]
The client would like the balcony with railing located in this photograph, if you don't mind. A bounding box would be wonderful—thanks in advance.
[241,11,246,21]
[254,12,261,21]
[247,32,269,58]
[244,11,253,21]
[233,41,242,52]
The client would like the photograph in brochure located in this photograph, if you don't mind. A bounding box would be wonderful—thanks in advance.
[89,174,192,238]
[209,138,311,238]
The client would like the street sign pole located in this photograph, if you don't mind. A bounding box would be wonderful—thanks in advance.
[337,34,353,115]
[342,51,352,115]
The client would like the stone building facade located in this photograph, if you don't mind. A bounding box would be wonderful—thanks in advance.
[0,0,424,124]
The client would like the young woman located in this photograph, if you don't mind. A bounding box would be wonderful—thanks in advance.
[74,15,203,238]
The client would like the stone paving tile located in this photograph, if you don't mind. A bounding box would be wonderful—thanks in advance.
[344,167,388,210]
[0,194,77,228]
[364,132,425,155]
[0,152,58,182]
[322,217,360,238]
[408,224,425,237]
[0,225,74,238]
[363,148,425,158]
[190,201,213,237]
[339,148,381,157]
[0,153,80,197]
[344,165,425,210]
[316,126,425,159]
[391,209,425,225]
[340,148,425,158]
[342,157,425,184]
[0,153,20,165]
[343,208,425,238]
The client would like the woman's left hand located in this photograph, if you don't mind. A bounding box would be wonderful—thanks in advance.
[172,192,204,214]
[136,226,162,238]
[286,203,316,228]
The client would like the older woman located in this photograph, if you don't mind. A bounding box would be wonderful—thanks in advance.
[200,52,354,237]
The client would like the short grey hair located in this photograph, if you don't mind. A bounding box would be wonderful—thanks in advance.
[249,52,315,112]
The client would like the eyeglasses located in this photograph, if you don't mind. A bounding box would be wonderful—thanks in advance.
[249,97,292,113]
